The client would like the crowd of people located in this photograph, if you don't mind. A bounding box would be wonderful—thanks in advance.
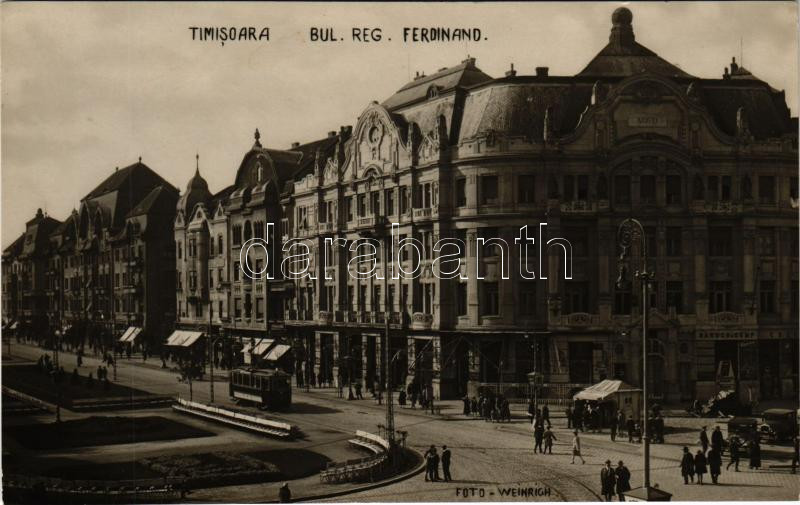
[460,394,512,422]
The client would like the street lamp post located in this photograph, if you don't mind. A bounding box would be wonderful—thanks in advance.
[616,218,657,495]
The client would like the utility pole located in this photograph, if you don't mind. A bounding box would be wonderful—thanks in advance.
[384,233,394,450]
[617,218,656,494]
[209,298,214,403]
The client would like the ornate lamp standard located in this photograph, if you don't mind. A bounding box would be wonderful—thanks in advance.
[616,218,670,501]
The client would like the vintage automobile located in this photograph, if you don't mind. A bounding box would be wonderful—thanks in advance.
[727,416,760,443]
[759,408,799,442]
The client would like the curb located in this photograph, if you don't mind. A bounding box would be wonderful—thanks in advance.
[270,448,426,503]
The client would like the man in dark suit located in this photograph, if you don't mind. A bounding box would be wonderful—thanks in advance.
[600,460,616,501]
[441,445,452,482]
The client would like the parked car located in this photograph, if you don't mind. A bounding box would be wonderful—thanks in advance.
[759,408,799,442]
[727,416,760,443]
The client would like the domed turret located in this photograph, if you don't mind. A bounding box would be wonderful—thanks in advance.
[178,154,212,216]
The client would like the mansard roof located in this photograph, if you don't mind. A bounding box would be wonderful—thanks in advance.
[85,161,175,200]
[383,57,493,110]
[129,185,179,217]
[3,233,25,259]
[374,7,794,145]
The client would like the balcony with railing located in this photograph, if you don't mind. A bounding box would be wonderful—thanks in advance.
[412,207,438,221]
[356,215,386,229]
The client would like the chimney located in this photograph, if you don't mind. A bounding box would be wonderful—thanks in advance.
[723,67,730,80]
[730,57,739,73]
[291,142,300,149]
[505,63,517,77]
[328,131,337,138]
[536,67,549,77]
[462,55,476,66]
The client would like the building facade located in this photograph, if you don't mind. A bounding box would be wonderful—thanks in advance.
[2,161,179,353]
[272,8,798,402]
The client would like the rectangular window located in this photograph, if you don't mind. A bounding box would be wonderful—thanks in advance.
[640,175,656,204]
[234,298,242,318]
[708,227,732,257]
[456,178,467,207]
[233,226,242,246]
[666,175,682,204]
[649,281,659,311]
[218,268,223,284]
[456,282,467,316]
[721,176,732,201]
[359,285,367,312]
[385,189,395,215]
[666,227,682,256]
[519,280,537,317]
[758,228,775,256]
[577,175,589,200]
[256,297,264,319]
[358,194,366,217]
[644,226,657,257]
[666,281,683,314]
[209,269,214,288]
[707,175,719,201]
[233,262,240,281]
[759,281,776,314]
[614,283,632,315]
[423,183,432,208]
[218,300,223,319]
[480,227,500,257]
[399,186,408,214]
[347,196,355,221]
[480,281,499,316]
[563,175,574,202]
[373,285,381,312]
[371,191,380,215]
[759,176,775,204]
[196,302,203,318]
[518,175,535,204]
[388,285,395,311]
[564,282,590,313]
[614,175,630,204]
[481,175,498,205]
[709,281,732,313]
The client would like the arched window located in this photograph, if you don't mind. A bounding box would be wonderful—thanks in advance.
[256,162,264,182]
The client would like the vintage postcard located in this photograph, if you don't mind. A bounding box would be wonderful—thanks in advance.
[2,1,798,503]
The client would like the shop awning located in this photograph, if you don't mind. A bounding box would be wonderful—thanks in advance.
[242,338,274,357]
[118,326,142,343]
[573,379,641,402]
[264,344,291,362]
[165,330,204,347]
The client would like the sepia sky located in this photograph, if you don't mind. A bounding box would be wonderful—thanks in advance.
[2,1,797,247]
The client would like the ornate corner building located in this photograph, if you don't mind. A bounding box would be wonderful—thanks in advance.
[267,8,797,402]
[2,162,179,353]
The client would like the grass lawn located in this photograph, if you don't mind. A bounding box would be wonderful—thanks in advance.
[2,364,153,406]
[4,416,214,450]
[141,452,283,487]
[247,449,331,479]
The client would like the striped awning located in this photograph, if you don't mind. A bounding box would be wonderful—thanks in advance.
[165,330,204,347]
[264,344,291,362]
[118,326,142,343]
[242,338,274,357]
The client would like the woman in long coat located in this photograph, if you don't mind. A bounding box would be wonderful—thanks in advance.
[749,439,762,469]
[680,446,695,484]
[694,449,708,485]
